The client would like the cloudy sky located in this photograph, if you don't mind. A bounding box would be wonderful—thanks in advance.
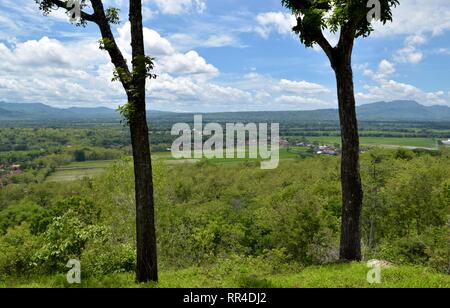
[0,0,449,112]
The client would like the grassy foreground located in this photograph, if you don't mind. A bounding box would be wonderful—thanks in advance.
[1,263,448,288]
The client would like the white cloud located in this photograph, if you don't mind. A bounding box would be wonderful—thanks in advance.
[0,24,224,108]
[158,50,219,77]
[255,12,296,38]
[278,79,330,94]
[357,53,448,106]
[360,60,396,80]
[393,35,427,64]
[437,48,450,55]
[357,79,447,106]
[0,37,121,107]
[405,34,427,46]
[117,22,175,57]
[373,0,450,37]
[168,33,245,50]
[115,22,218,78]
[356,61,447,106]
[153,0,206,15]
[394,46,423,64]
[377,60,396,77]
[275,95,331,108]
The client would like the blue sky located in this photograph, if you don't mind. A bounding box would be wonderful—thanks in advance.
[0,0,449,112]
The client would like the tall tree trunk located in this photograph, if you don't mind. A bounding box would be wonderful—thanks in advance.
[129,103,158,282]
[129,0,158,283]
[333,52,363,261]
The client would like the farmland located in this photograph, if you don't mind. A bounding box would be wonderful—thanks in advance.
[296,136,439,149]
[45,160,114,182]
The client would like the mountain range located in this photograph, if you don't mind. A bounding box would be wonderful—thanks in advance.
[1,100,450,123]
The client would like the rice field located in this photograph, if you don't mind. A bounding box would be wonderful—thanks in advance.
[45,160,114,182]
[303,136,438,149]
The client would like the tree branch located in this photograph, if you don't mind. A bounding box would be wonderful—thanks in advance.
[90,0,132,89]
[315,30,335,62]
[42,0,132,89]
[294,15,335,62]
[337,11,367,56]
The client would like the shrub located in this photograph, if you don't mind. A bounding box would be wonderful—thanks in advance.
[81,240,136,277]
[33,210,109,273]
[0,224,39,277]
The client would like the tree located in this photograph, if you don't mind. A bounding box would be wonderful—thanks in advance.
[281,0,399,261]
[35,0,158,282]
[73,150,86,162]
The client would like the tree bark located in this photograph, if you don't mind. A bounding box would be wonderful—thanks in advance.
[129,99,158,283]
[332,49,363,262]
[129,0,158,283]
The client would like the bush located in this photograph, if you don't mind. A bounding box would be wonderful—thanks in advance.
[371,226,449,273]
[33,211,109,273]
[81,240,136,277]
[0,202,48,235]
[0,224,39,277]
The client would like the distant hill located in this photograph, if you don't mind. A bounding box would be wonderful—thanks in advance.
[0,102,174,122]
[0,107,18,118]
[357,100,450,121]
[0,100,450,123]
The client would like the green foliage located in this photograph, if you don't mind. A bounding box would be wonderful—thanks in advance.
[73,150,86,162]
[117,103,136,125]
[81,240,136,277]
[99,38,115,51]
[0,202,48,235]
[105,7,121,25]
[281,0,400,47]
[33,210,108,272]
[0,224,39,277]
[137,55,158,80]
[0,148,449,285]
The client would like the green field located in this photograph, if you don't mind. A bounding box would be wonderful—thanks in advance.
[44,138,439,183]
[46,160,114,182]
[302,136,438,149]
[157,148,301,165]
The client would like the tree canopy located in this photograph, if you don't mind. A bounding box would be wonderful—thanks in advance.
[281,0,399,51]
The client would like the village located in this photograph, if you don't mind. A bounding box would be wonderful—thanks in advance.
[0,164,21,187]
[279,138,339,156]
[441,139,450,146]
[291,140,338,156]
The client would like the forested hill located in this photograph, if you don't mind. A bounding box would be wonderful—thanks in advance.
[1,100,450,123]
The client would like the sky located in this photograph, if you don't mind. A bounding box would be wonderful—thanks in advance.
[0,0,449,112]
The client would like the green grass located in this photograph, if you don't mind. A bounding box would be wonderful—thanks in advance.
[46,160,114,182]
[268,263,450,288]
[154,148,301,166]
[44,150,302,183]
[1,263,448,288]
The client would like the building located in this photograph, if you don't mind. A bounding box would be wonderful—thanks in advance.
[442,139,450,145]
[279,138,290,147]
